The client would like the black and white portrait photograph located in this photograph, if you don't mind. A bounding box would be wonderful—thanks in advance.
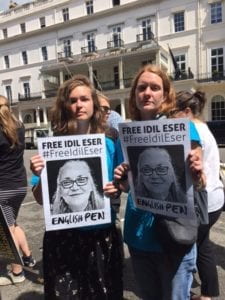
[127,145,187,204]
[46,158,104,215]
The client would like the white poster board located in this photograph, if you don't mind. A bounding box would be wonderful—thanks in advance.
[119,118,195,219]
[38,134,111,231]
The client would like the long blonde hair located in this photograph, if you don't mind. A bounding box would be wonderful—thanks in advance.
[0,95,20,147]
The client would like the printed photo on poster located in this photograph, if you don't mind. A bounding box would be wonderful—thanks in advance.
[119,118,195,219]
[38,134,111,231]
[47,157,104,215]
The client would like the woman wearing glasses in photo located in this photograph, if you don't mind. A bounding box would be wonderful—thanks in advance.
[135,147,186,203]
[51,159,104,214]
[107,64,205,300]
[30,75,123,299]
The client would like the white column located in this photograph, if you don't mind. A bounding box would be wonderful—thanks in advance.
[120,98,126,120]
[43,107,48,125]
[41,74,46,99]
[88,64,93,84]
[36,107,40,127]
[59,70,64,85]
[18,109,22,122]
[119,58,124,89]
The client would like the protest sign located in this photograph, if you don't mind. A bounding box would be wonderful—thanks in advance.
[38,134,111,231]
[0,206,23,265]
[119,118,195,219]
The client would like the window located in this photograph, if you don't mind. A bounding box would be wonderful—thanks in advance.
[63,39,72,57]
[141,18,152,41]
[211,48,224,78]
[112,25,122,47]
[211,95,225,120]
[40,17,46,28]
[20,23,26,34]
[175,54,186,72]
[2,28,7,38]
[211,2,222,24]
[5,85,12,103]
[23,114,32,123]
[62,8,69,22]
[174,12,185,32]
[86,1,93,15]
[22,51,28,65]
[114,66,119,88]
[112,0,120,6]
[41,46,48,61]
[87,32,96,52]
[4,55,10,69]
[23,82,30,99]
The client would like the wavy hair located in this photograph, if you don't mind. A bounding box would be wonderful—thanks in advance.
[129,64,176,120]
[51,75,106,135]
[52,160,104,214]
[135,147,186,203]
[0,95,21,148]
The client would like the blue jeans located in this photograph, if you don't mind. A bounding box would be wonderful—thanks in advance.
[129,244,197,300]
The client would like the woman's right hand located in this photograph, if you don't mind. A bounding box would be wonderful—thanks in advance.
[114,163,130,193]
[30,155,45,176]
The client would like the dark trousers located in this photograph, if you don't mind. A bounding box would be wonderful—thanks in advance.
[196,208,222,297]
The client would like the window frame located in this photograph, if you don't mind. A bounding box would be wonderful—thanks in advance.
[5,85,12,103]
[20,23,26,34]
[22,51,28,65]
[2,28,8,38]
[41,46,48,61]
[86,0,93,15]
[62,7,69,22]
[40,17,46,28]
[174,11,185,32]
[210,2,222,24]
[211,95,225,120]
[4,55,10,69]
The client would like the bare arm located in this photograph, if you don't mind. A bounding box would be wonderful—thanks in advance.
[30,154,45,205]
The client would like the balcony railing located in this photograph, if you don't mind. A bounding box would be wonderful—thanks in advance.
[197,71,225,83]
[136,32,154,43]
[81,45,97,55]
[58,51,73,60]
[107,38,124,49]
[18,92,41,101]
[44,89,58,98]
[98,78,133,91]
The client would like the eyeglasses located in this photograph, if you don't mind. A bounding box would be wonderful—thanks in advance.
[140,166,168,176]
[60,176,88,189]
[100,106,111,113]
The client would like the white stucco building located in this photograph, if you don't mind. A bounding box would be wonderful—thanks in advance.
[0,0,225,142]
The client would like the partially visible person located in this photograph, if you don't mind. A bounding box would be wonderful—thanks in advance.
[174,90,224,300]
[30,75,123,299]
[108,64,205,300]
[51,159,104,214]
[135,147,186,203]
[0,96,35,286]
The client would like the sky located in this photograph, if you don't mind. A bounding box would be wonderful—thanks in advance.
[0,0,29,11]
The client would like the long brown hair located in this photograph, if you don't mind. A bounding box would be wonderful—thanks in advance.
[51,75,106,134]
[129,64,176,120]
[0,95,20,147]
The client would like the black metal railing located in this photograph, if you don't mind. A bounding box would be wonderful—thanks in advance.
[197,71,225,83]
[136,32,154,43]
[18,92,42,101]
[81,45,97,55]
[44,89,58,98]
[58,51,73,59]
[107,38,124,49]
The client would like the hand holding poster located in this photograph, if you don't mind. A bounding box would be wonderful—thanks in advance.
[119,118,195,219]
[38,134,111,231]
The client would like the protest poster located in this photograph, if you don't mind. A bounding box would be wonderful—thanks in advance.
[0,206,23,265]
[38,134,111,231]
[119,118,195,219]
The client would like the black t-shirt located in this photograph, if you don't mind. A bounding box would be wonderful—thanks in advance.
[0,125,27,189]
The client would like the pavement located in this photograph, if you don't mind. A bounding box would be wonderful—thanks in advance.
[0,150,225,299]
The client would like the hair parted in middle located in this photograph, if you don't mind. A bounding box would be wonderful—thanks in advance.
[51,74,106,135]
[129,64,176,121]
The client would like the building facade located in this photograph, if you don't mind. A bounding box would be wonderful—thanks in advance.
[0,0,225,142]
